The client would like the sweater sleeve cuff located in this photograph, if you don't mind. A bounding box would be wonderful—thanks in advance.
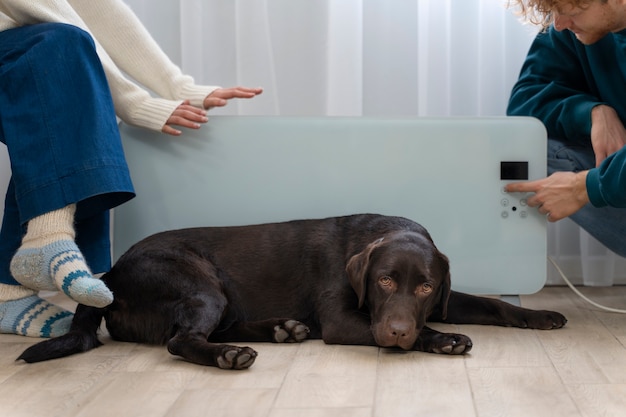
[178,84,221,109]
[128,97,183,132]
[586,168,608,207]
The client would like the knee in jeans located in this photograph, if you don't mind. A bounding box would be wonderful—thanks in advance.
[35,23,96,53]
[547,138,595,174]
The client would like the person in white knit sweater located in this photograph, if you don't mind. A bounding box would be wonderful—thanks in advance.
[0,0,262,337]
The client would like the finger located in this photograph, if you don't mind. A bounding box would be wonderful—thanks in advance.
[167,116,204,130]
[526,195,543,208]
[547,212,561,222]
[204,97,228,108]
[504,180,538,193]
[231,88,263,97]
[212,87,262,100]
[161,125,182,136]
[176,104,208,117]
[239,86,263,93]
[174,109,209,123]
[213,92,251,100]
[547,208,569,222]
[536,203,548,214]
[203,87,262,109]
[224,86,263,96]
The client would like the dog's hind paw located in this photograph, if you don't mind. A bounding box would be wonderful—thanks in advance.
[216,346,257,370]
[273,320,310,343]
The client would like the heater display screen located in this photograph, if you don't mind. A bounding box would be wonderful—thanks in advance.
[501,161,529,180]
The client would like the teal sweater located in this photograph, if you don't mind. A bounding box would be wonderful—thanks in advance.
[507,26,626,208]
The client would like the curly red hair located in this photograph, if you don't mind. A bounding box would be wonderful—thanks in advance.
[507,0,605,28]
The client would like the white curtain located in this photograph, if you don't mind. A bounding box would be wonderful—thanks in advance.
[1,0,623,285]
[124,0,539,117]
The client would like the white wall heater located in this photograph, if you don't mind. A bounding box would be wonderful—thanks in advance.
[115,116,547,295]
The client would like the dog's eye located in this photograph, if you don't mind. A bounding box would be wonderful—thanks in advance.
[417,282,433,295]
[379,276,393,287]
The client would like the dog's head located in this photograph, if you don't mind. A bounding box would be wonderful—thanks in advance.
[345,231,451,350]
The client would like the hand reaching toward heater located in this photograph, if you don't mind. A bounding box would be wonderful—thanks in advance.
[162,86,263,136]
[505,171,590,221]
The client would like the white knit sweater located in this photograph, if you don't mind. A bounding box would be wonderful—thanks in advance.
[0,0,219,132]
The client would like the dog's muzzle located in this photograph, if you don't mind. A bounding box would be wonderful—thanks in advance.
[372,316,418,350]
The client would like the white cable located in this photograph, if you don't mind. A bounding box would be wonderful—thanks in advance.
[547,256,626,314]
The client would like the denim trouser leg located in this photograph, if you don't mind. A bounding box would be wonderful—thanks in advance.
[0,23,135,285]
[548,138,626,257]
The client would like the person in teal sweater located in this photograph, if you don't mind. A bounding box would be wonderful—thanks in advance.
[505,0,626,257]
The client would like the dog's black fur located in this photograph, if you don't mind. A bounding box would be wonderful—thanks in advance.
[19,214,566,369]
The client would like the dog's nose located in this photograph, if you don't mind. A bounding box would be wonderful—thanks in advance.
[388,319,414,342]
[374,317,418,349]
[390,322,408,337]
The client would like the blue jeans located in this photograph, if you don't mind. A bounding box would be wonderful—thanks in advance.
[548,138,626,257]
[0,23,135,285]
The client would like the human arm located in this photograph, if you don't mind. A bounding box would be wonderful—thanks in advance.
[590,105,626,167]
[67,0,219,108]
[507,27,602,145]
[504,172,589,221]
[585,145,626,208]
[0,0,180,131]
[69,0,262,134]
[1,0,261,136]
[163,87,264,136]
[505,146,626,219]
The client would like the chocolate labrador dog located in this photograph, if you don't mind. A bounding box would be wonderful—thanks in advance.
[19,214,566,369]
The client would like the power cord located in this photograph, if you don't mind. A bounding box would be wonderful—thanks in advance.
[548,255,626,314]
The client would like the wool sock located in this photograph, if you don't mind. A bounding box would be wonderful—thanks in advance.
[0,284,73,337]
[9,204,113,308]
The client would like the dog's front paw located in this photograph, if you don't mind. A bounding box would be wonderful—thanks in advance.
[216,346,258,370]
[273,320,310,343]
[416,332,473,355]
[521,310,567,330]
[431,333,473,354]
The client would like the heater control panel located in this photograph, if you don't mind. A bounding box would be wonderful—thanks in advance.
[500,161,533,220]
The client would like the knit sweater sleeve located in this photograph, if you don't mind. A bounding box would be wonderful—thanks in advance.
[586,147,626,208]
[507,27,603,144]
[0,0,213,132]
[67,0,219,108]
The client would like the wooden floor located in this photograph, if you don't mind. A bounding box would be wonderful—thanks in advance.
[1,286,626,417]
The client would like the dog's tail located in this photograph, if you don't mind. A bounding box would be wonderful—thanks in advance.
[17,303,105,363]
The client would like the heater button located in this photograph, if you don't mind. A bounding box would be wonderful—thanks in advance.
[500,191,533,220]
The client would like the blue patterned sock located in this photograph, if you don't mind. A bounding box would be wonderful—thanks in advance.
[0,293,73,338]
[11,240,113,308]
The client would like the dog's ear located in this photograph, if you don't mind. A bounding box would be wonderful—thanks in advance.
[436,250,452,320]
[345,237,385,309]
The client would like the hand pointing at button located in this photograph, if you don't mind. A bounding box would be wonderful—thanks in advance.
[504,171,590,222]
